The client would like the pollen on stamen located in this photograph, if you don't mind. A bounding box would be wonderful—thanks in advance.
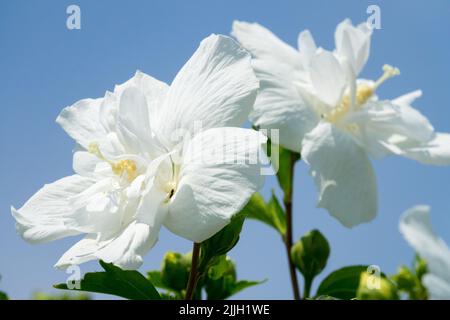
[88,142,107,161]
[112,160,137,182]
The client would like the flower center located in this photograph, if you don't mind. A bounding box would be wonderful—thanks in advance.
[323,64,400,124]
[88,143,138,183]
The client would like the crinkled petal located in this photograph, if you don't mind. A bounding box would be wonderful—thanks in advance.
[157,34,258,148]
[56,98,107,149]
[55,219,163,270]
[164,127,267,242]
[302,122,378,227]
[402,133,450,166]
[346,98,436,159]
[11,175,95,243]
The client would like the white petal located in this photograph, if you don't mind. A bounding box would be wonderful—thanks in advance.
[297,29,317,67]
[56,183,168,270]
[114,71,169,125]
[399,206,450,284]
[346,99,435,158]
[156,34,259,148]
[334,19,372,75]
[55,220,162,270]
[309,50,346,107]
[423,274,450,300]
[249,59,319,152]
[232,21,302,70]
[116,86,164,157]
[232,21,318,152]
[11,175,95,243]
[164,127,266,242]
[403,133,450,166]
[302,122,378,227]
[56,98,107,149]
[73,151,104,179]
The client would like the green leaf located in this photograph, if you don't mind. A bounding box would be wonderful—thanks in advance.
[267,192,287,235]
[229,280,265,297]
[200,210,246,270]
[245,192,286,236]
[272,144,300,199]
[204,255,265,300]
[32,292,90,300]
[147,271,173,291]
[0,291,8,300]
[54,260,161,300]
[316,265,370,300]
[315,295,339,300]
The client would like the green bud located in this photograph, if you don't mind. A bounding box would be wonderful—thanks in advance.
[205,256,237,300]
[161,251,191,291]
[357,272,399,300]
[291,229,330,280]
[414,255,428,280]
[392,266,416,292]
[207,255,237,281]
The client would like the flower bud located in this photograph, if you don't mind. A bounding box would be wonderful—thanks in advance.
[357,272,399,300]
[291,229,330,280]
[161,251,191,291]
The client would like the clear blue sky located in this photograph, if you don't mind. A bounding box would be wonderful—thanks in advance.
[1,0,450,299]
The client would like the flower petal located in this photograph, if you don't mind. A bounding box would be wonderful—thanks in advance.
[232,21,318,152]
[298,29,317,68]
[232,21,302,69]
[114,71,169,125]
[423,274,450,300]
[345,98,436,159]
[116,86,164,158]
[56,98,107,149]
[399,205,450,297]
[309,50,346,107]
[302,122,378,227]
[402,133,450,166]
[55,220,162,270]
[11,175,95,243]
[334,19,372,75]
[156,34,258,148]
[164,127,266,242]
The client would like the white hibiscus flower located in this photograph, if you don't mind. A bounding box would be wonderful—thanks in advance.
[232,19,450,227]
[11,34,266,270]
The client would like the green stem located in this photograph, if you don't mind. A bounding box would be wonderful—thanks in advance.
[185,242,201,300]
[284,152,301,300]
[304,277,312,299]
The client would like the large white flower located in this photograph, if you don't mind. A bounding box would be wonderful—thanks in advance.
[11,34,266,270]
[400,206,450,299]
[232,19,450,227]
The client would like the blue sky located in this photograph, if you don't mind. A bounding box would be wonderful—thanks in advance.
[1,0,450,299]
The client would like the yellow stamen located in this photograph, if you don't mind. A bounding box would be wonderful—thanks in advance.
[374,64,400,90]
[323,64,400,123]
[88,142,138,182]
[111,160,137,182]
